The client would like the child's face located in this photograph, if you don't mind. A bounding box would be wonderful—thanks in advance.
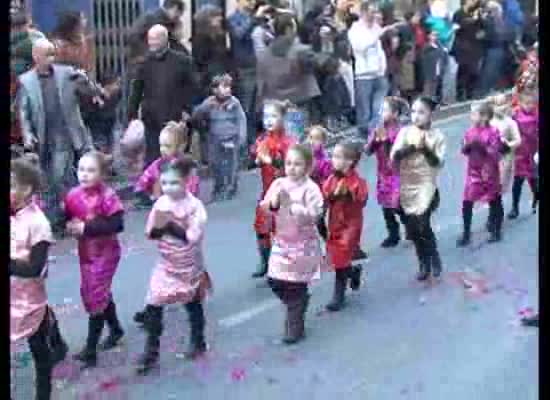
[428,32,438,45]
[285,149,309,180]
[382,100,395,123]
[332,145,353,172]
[308,129,325,148]
[411,100,432,128]
[214,83,232,100]
[263,105,283,132]
[160,169,187,199]
[77,155,102,188]
[470,108,483,125]
[159,130,180,158]
[10,173,32,209]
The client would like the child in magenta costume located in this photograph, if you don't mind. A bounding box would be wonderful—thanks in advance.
[136,157,212,375]
[259,144,324,344]
[457,101,505,246]
[11,158,68,400]
[306,125,332,241]
[323,141,369,312]
[508,91,539,219]
[365,97,409,247]
[64,151,125,369]
[135,120,200,208]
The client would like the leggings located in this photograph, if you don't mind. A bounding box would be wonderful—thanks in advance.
[268,278,308,304]
[405,190,440,268]
[512,176,538,210]
[462,196,504,233]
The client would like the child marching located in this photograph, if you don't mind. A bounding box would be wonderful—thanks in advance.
[136,157,212,374]
[11,158,68,400]
[64,151,125,369]
[323,141,369,311]
[508,91,539,218]
[259,144,324,344]
[364,97,409,248]
[252,100,296,278]
[134,120,200,208]
[390,97,445,281]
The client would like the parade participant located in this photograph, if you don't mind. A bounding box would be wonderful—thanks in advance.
[11,158,68,400]
[509,91,539,218]
[64,151,125,369]
[390,96,445,281]
[134,120,199,208]
[323,141,368,311]
[490,94,521,193]
[364,97,408,248]
[306,125,332,241]
[136,157,212,374]
[457,101,504,246]
[259,144,324,344]
[192,74,247,201]
[252,100,296,278]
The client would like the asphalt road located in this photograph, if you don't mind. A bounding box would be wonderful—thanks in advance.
[11,114,539,400]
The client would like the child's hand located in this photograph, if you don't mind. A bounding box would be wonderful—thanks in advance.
[66,219,85,237]
[334,180,348,196]
[153,210,173,229]
[278,188,291,208]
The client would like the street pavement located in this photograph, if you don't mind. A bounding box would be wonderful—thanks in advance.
[11,114,539,400]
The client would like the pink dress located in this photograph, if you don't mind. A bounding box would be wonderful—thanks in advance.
[264,177,325,283]
[367,122,401,209]
[311,145,333,187]
[513,109,539,179]
[145,193,212,306]
[462,126,503,203]
[136,156,200,198]
[11,203,54,342]
[64,183,124,315]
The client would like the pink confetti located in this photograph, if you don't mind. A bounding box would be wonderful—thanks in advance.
[99,377,120,391]
[231,367,246,382]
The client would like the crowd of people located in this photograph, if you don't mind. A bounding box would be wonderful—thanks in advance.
[10,0,539,399]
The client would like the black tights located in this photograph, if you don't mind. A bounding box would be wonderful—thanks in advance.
[268,278,308,304]
[462,196,504,234]
[512,176,538,211]
[382,207,408,237]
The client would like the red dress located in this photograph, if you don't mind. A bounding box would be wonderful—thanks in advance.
[253,130,295,244]
[323,169,368,270]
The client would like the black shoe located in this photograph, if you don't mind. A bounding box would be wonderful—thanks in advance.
[73,348,97,369]
[326,273,347,312]
[416,269,430,281]
[349,264,362,291]
[508,209,519,219]
[184,340,207,360]
[521,315,539,327]
[431,253,442,279]
[487,231,501,243]
[456,233,471,247]
[135,349,159,375]
[99,329,124,351]
[381,236,400,248]
[50,339,69,367]
[353,248,368,261]
[134,310,146,325]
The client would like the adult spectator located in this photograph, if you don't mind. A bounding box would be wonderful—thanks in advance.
[18,39,99,234]
[10,11,45,77]
[256,12,321,126]
[452,0,485,101]
[251,1,277,56]
[500,0,523,40]
[51,11,94,73]
[128,25,198,166]
[348,1,402,138]
[127,0,187,78]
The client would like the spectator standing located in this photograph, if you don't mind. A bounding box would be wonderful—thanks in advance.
[500,0,524,41]
[128,25,198,166]
[51,11,94,73]
[419,29,447,100]
[251,2,277,56]
[11,11,46,77]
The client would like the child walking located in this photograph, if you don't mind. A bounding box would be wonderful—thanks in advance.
[135,120,200,208]
[508,91,539,218]
[306,125,332,241]
[365,97,408,247]
[260,144,324,344]
[11,158,68,400]
[136,157,212,374]
[192,74,247,201]
[390,97,445,281]
[64,151,125,369]
[252,100,296,278]
[457,101,504,246]
[323,141,368,311]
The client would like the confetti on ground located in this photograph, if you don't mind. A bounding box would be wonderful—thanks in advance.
[230,367,246,382]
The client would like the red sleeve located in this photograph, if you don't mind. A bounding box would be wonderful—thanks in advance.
[322,175,337,199]
[349,176,368,207]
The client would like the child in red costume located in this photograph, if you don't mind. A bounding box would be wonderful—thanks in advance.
[252,100,296,278]
[323,141,368,311]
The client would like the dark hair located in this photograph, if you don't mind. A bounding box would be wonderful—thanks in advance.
[287,144,314,168]
[163,0,185,12]
[210,73,233,91]
[11,158,43,194]
[160,156,197,179]
[11,11,29,28]
[360,1,378,14]
[414,96,439,112]
[335,140,362,167]
[385,96,409,117]
[52,11,82,40]
[273,13,296,37]
[80,150,109,176]
[472,101,494,122]
[264,99,293,117]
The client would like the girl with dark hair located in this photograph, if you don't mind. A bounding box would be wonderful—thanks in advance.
[390,96,445,281]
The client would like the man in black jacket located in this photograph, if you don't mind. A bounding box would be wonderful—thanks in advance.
[128,25,198,166]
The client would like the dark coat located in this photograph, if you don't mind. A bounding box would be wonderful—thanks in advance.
[452,9,484,66]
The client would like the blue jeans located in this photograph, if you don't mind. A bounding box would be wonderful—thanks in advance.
[208,137,240,195]
[354,77,388,138]
[477,47,506,97]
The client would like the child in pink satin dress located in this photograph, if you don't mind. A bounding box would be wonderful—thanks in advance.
[11,158,68,400]
[136,156,212,375]
[64,151,125,369]
[135,121,200,208]
[260,144,324,344]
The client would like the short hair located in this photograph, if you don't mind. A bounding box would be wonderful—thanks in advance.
[11,11,29,28]
[471,100,494,121]
[160,155,197,179]
[52,11,82,39]
[360,1,378,14]
[210,73,233,91]
[414,96,439,112]
[79,150,110,176]
[335,140,362,166]
[287,144,314,168]
[11,157,43,194]
[385,96,409,116]
[163,0,185,12]
[273,13,296,37]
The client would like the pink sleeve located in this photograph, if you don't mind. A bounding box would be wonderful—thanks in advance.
[135,161,158,194]
[186,174,200,196]
[185,200,207,244]
[101,189,125,216]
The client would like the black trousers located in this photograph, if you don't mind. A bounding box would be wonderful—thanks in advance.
[404,190,440,268]
[512,176,538,210]
[382,207,407,236]
[144,299,205,342]
[462,196,504,234]
[457,62,480,100]
[143,120,163,167]
[268,278,308,304]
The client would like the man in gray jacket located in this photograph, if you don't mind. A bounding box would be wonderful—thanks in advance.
[19,38,99,234]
